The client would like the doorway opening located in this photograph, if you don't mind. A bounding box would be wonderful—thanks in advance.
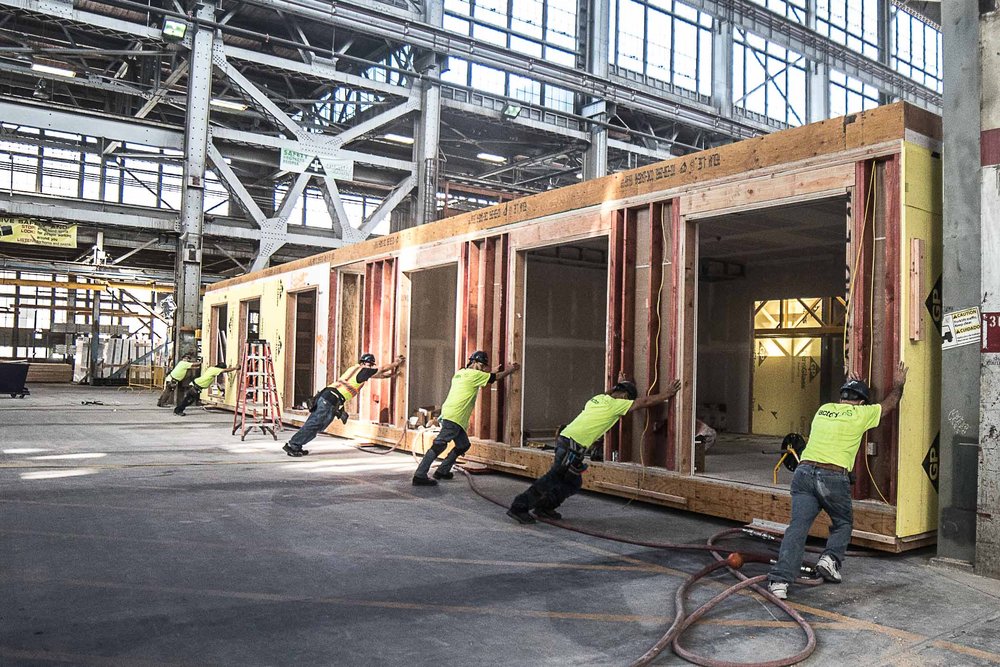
[521,238,608,444]
[694,198,847,487]
[209,303,228,367]
[287,290,317,409]
[407,264,458,415]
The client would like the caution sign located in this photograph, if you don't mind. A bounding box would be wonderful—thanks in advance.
[922,434,939,492]
[941,307,981,350]
[0,218,77,248]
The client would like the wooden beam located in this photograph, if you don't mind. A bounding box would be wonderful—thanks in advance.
[645,202,667,467]
[327,270,338,385]
[850,159,875,500]
[881,153,902,503]
[605,209,626,461]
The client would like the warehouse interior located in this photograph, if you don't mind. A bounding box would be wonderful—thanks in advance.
[5,0,1000,665]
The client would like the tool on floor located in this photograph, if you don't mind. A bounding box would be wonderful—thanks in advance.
[232,339,283,441]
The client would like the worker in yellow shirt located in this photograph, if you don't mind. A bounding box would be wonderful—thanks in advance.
[157,353,200,407]
[412,351,520,485]
[507,377,681,523]
[173,363,239,416]
[767,361,908,600]
[282,353,406,457]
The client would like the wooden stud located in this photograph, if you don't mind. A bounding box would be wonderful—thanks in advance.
[327,270,339,385]
[645,202,667,466]
[850,159,875,500]
[882,154,902,503]
[605,210,626,461]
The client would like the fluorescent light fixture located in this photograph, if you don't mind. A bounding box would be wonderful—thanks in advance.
[210,98,247,111]
[383,133,415,145]
[501,103,522,120]
[476,152,506,163]
[162,17,188,40]
[31,63,76,78]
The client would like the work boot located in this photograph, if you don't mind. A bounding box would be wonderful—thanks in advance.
[433,469,454,480]
[173,411,185,417]
[533,507,562,520]
[767,581,788,600]
[506,508,536,524]
[816,555,842,583]
[412,475,438,486]
[282,443,309,457]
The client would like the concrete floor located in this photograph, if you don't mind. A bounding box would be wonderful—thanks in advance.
[3,385,1000,667]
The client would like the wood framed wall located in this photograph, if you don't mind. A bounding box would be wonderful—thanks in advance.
[202,103,942,551]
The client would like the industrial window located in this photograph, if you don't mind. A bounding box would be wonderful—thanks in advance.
[829,70,880,116]
[890,4,942,93]
[609,0,713,99]
[747,0,806,23]
[733,30,806,127]
[815,0,880,60]
[441,0,577,113]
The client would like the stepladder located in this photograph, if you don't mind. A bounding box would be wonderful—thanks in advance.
[232,339,283,440]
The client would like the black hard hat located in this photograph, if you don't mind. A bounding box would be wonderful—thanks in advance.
[467,350,489,366]
[840,379,870,402]
[612,380,638,401]
[359,353,376,365]
[781,433,807,473]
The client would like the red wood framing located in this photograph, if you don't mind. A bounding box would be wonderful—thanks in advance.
[362,258,397,423]
[666,199,683,471]
[849,156,900,502]
[642,202,668,466]
[605,209,636,461]
[326,269,339,385]
[461,235,509,440]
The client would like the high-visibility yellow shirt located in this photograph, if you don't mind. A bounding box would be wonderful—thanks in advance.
[560,394,634,447]
[439,368,494,430]
[800,403,882,470]
[168,360,193,382]
[193,366,226,389]
[326,365,378,404]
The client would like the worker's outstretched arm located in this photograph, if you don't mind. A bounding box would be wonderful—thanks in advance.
[877,361,908,416]
[627,379,682,413]
[494,362,521,380]
[374,355,406,379]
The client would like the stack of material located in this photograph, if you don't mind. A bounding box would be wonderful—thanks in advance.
[72,337,153,382]
[25,363,73,383]
[408,405,441,428]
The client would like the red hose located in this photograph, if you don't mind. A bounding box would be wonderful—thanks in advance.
[459,468,818,667]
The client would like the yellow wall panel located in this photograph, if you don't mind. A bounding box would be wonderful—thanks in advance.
[896,142,942,537]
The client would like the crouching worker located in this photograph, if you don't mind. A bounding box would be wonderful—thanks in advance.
[412,351,521,485]
[507,378,682,523]
[766,361,908,600]
[173,363,239,416]
[282,354,406,457]
[158,353,199,407]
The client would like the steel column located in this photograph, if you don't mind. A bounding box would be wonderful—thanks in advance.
[173,1,215,359]
[413,0,444,228]
[581,0,610,180]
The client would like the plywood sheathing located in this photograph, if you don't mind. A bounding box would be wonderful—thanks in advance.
[207,103,939,296]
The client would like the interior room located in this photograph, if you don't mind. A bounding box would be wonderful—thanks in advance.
[406,264,458,415]
[288,289,317,408]
[521,237,608,444]
[695,198,848,487]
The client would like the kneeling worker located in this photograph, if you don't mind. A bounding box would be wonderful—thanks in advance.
[173,363,239,416]
[412,351,520,485]
[282,354,406,457]
[766,361,908,600]
[507,378,682,523]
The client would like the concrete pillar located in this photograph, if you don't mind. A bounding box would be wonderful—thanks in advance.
[413,0,444,227]
[976,2,1000,579]
[938,0,984,568]
[582,0,610,180]
[173,1,215,360]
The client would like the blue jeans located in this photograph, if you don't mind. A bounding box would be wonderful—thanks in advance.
[768,463,854,584]
[288,395,341,448]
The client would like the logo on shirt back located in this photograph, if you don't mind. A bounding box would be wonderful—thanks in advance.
[817,407,855,419]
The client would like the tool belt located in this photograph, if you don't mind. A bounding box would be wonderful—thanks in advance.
[555,437,589,476]
[309,387,346,412]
